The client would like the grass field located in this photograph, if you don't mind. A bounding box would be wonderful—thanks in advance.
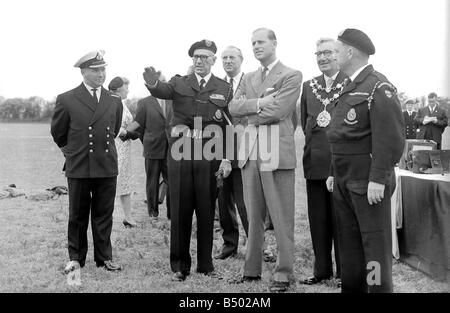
[0,122,448,293]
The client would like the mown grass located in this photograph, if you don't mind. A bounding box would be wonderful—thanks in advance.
[0,123,448,293]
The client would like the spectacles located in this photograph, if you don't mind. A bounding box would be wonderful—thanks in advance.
[192,54,212,62]
[315,50,334,58]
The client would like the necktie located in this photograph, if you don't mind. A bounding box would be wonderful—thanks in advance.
[91,88,98,105]
[229,77,234,95]
[326,77,334,90]
[261,67,268,83]
[159,99,166,118]
[199,78,205,90]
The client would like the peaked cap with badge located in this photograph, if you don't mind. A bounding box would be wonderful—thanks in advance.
[188,39,217,57]
[74,50,107,69]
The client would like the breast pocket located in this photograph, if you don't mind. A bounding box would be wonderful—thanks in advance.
[208,98,227,123]
[342,95,369,129]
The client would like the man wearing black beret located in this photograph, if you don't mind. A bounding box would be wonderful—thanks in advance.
[142,39,232,282]
[326,29,405,292]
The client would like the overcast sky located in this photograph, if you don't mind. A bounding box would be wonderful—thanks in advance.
[0,0,448,101]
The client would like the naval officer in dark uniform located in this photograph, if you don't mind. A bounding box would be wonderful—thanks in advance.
[403,99,417,139]
[142,39,232,282]
[326,29,405,293]
[51,50,123,273]
[300,37,347,285]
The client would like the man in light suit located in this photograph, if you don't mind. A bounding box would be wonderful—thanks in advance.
[414,92,448,149]
[215,46,249,260]
[229,28,302,292]
[51,50,123,273]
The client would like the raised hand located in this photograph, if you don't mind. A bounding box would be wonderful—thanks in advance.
[143,66,161,86]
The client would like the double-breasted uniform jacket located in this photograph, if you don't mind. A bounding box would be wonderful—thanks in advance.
[414,105,448,146]
[51,83,123,178]
[327,65,405,185]
[135,96,174,159]
[300,71,348,179]
[402,110,418,139]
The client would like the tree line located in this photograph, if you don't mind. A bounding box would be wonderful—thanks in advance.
[0,94,448,122]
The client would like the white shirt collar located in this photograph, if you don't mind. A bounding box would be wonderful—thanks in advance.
[324,71,339,82]
[227,72,243,83]
[195,72,212,85]
[261,59,279,73]
[350,64,371,82]
[83,82,102,99]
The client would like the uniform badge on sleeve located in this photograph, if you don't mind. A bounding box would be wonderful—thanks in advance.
[384,90,393,98]
[344,108,358,125]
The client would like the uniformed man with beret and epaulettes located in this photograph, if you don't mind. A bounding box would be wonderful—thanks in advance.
[142,39,232,282]
[51,50,123,273]
[326,29,405,293]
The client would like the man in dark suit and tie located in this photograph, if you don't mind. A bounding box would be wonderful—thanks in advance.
[229,28,302,292]
[51,50,123,273]
[403,99,418,139]
[414,92,448,149]
[300,38,347,285]
[214,46,249,260]
[126,78,173,219]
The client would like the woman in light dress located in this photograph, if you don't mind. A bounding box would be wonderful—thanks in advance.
[108,77,137,227]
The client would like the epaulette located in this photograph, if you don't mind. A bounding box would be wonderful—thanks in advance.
[367,80,397,110]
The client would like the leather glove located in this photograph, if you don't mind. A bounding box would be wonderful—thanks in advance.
[143,66,161,86]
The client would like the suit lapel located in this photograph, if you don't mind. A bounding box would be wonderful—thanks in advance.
[153,98,165,119]
[202,74,219,94]
[258,62,283,96]
[187,73,200,92]
[74,83,96,112]
[341,65,374,95]
[90,87,112,125]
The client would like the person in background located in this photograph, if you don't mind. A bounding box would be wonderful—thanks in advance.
[403,99,418,139]
[51,50,123,272]
[109,77,139,228]
[126,74,173,219]
[414,92,448,149]
[215,46,249,260]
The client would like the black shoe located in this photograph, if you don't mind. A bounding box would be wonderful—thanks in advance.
[123,219,138,228]
[301,276,329,285]
[269,281,290,293]
[229,275,261,284]
[263,250,276,263]
[198,270,223,280]
[148,209,159,218]
[171,271,189,282]
[96,260,122,271]
[214,250,237,260]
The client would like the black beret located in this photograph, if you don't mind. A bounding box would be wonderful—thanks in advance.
[188,39,217,57]
[108,76,124,91]
[338,28,375,56]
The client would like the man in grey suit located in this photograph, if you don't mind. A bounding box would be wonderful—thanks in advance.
[229,28,302,292]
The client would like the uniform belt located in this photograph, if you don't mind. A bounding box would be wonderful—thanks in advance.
[171,126,213,139]
[330,137,372,155]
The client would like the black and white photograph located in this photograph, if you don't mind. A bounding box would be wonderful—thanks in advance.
[0,0,448,304]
